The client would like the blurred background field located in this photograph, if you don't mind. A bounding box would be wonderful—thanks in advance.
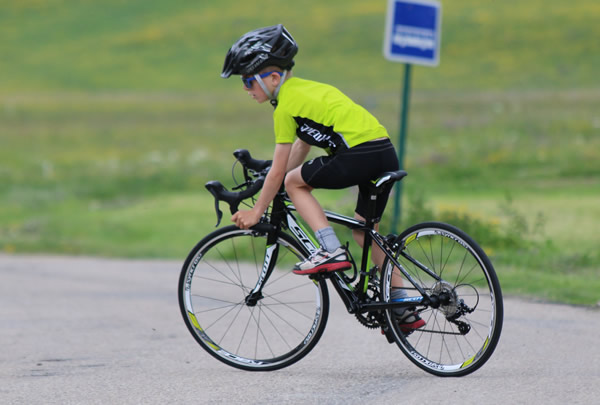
[1,0,599,305]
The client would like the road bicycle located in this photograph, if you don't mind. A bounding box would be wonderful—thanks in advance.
[178,149,503,377]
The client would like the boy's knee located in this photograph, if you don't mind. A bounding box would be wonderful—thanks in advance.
[285,168,305,191]
[284,173,294,190]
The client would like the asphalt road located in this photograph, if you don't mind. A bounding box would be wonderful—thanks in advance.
[1,254,598,404]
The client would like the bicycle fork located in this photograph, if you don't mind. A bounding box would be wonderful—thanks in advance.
[245,243,278,306]
[244,224,281,306]
[245,211,318,306]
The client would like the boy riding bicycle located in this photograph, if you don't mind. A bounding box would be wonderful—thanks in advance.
[221,24,424,331]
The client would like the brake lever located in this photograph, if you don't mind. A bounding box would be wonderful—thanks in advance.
[212,197,223,227]
[205,181,224,227]
[205,175,265,228]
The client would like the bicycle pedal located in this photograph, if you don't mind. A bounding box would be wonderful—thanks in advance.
[308,273,334,281]
[380,325,395,344]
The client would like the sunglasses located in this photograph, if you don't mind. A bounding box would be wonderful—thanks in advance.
[242,71,281,89]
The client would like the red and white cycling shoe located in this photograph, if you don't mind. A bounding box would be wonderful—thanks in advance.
[293,247,352,275]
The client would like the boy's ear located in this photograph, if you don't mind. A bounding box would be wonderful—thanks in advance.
[271,72,281,86]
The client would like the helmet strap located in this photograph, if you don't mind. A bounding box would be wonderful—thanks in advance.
[254,74,273,100]
[271,70,288,107]
[254,70,288,108]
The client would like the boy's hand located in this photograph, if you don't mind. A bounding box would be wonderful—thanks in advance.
[231,209,261,229]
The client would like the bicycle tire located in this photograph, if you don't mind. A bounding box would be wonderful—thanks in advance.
[178,225,329,371]
[381,221,503,377]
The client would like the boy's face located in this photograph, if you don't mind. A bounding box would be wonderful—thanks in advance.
[242,71,281,104]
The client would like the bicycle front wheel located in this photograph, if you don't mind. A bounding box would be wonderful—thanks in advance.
[381,222,503,377]
[178,225,329,371]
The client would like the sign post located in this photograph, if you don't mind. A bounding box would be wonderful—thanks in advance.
[383,0,441,233]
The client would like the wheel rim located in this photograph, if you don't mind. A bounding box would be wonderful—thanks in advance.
[384,226,502,375]
[181,229,327,369]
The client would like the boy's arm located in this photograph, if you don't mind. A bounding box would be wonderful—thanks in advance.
[286,139,311,172]
[231,142,292,229]
[253,142,292,213]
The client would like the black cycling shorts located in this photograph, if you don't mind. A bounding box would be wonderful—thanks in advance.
[300,138,399,222]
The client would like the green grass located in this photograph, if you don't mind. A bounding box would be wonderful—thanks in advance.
[2,0,600,91]
[1,0,599,306]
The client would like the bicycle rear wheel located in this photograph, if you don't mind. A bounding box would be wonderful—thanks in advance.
[381,222,503,377]
[178,225,329,371]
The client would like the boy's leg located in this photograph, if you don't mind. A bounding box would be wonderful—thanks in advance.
[353,216,424,331]
[285,167,343,252]
[352,213,404,288]
[285,167,350,274]
[284,168,330,232]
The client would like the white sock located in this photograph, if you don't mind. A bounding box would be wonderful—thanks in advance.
[315,226,341,253]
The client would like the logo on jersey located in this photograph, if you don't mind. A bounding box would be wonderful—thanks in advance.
[299,123,331,143]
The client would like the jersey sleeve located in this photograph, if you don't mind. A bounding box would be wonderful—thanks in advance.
[273,107,296,144]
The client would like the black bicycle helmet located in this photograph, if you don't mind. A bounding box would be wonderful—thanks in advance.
[221,24,298,78]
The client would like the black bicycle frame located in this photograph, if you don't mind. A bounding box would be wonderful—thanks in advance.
[283,203,440,314]
[244,183,447,316]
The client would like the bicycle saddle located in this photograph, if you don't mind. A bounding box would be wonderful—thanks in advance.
[371,170,407,193]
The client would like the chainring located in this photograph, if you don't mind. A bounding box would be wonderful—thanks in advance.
[355,282,383,329]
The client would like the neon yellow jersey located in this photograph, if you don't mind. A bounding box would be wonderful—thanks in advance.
[273,77,389,154]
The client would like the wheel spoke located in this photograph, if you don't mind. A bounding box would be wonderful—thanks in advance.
[179,228,329,371]
[382,223,503,376]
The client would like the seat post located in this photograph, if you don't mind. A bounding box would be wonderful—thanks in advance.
[358,170,406,275]
[359,192,378,275]
[366,193,379,229]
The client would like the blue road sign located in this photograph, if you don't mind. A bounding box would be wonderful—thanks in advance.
[384,0,442,66]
